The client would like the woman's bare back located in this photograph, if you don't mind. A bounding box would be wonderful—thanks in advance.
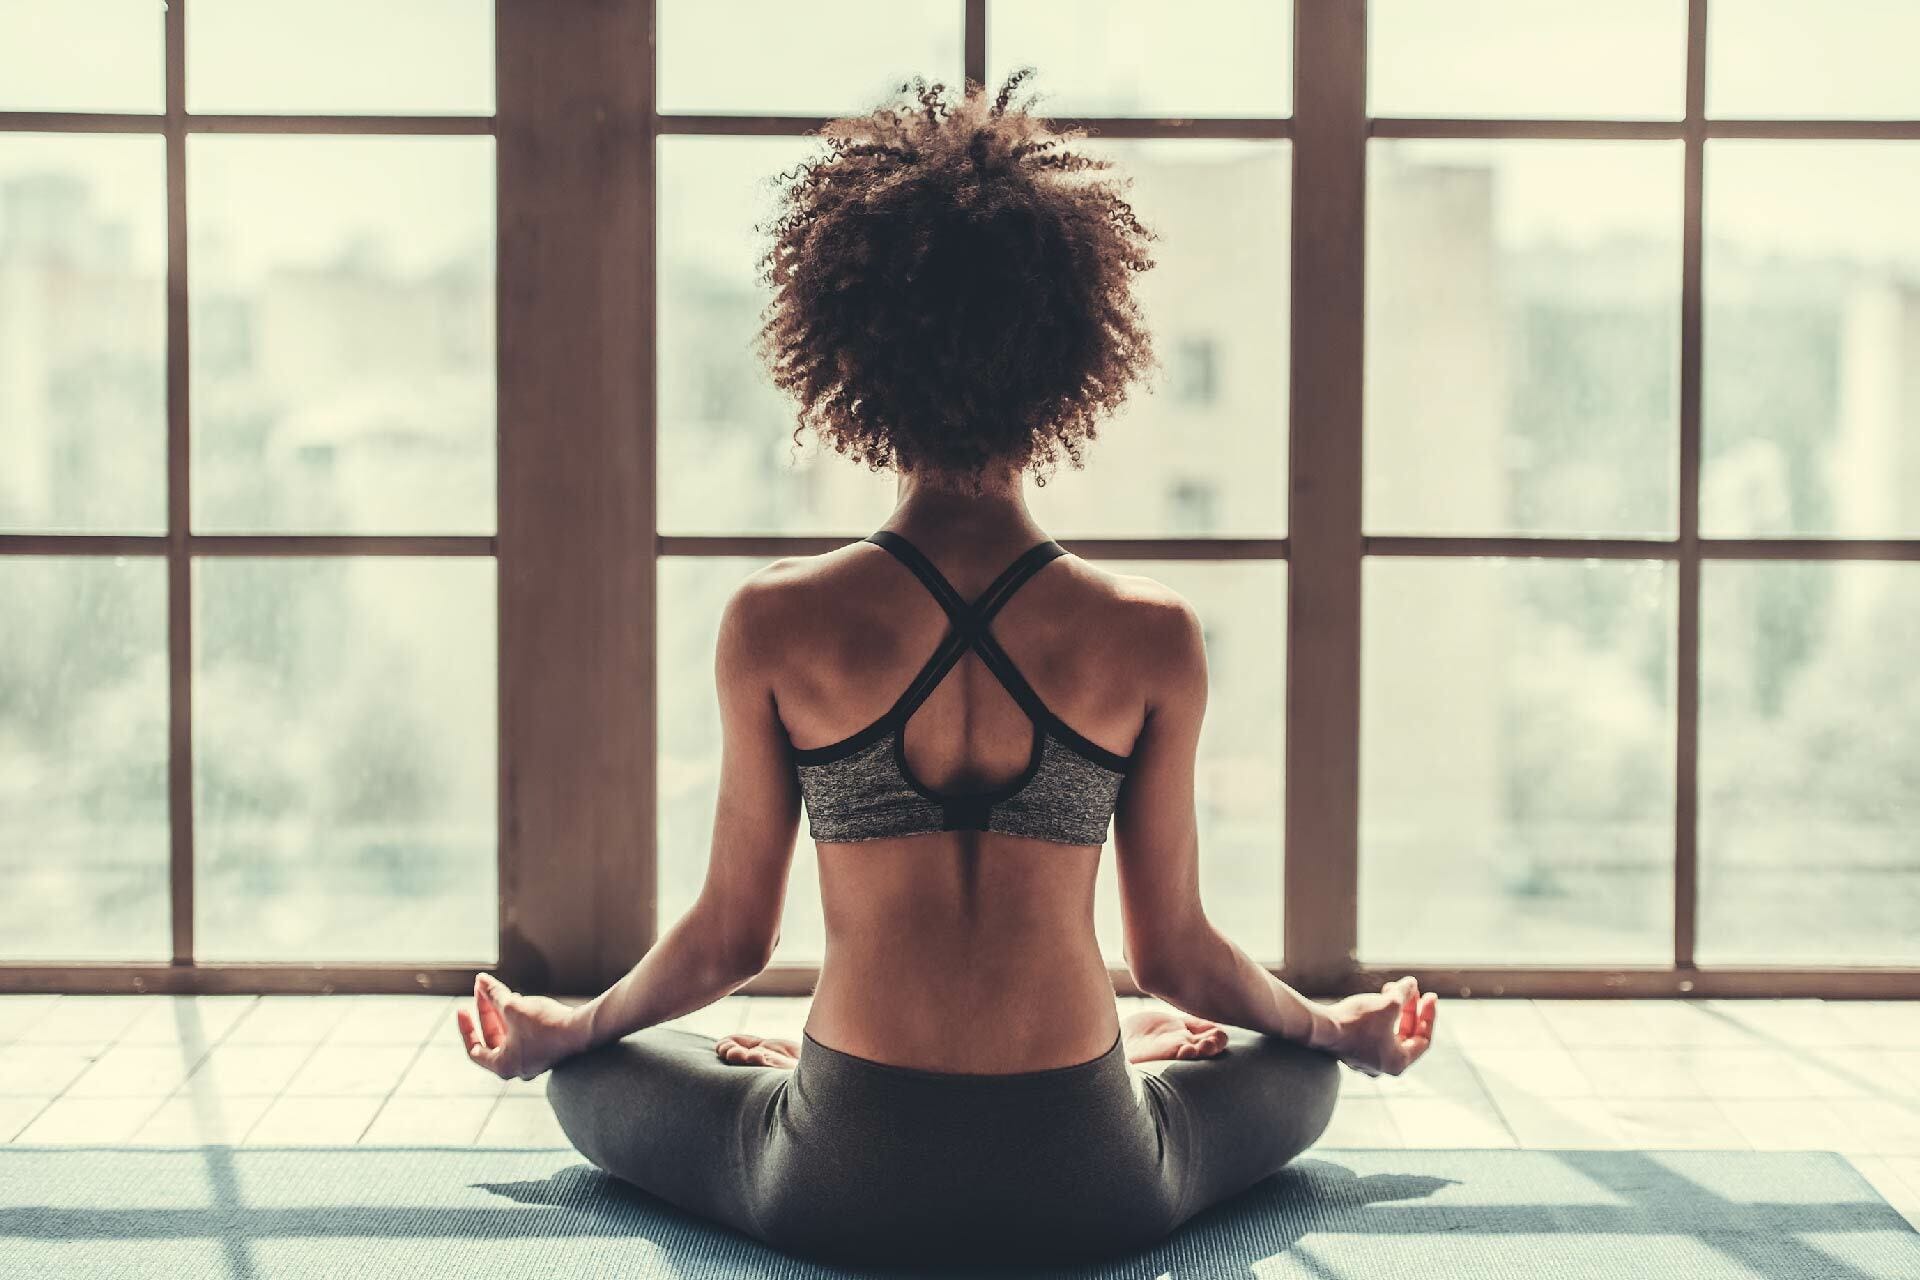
[759,530,1176,1072]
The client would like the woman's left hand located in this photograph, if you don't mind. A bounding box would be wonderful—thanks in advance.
[455,972,592,1081]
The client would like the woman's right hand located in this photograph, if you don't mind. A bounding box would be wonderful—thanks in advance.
[1306,975,1438,1076]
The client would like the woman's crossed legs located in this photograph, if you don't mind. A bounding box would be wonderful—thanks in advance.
[545,1009,1339,1266]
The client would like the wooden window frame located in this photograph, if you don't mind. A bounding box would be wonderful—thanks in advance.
[3,0,1917,998]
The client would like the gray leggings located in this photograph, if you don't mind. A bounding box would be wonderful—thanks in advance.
[545,1021,1341,1268]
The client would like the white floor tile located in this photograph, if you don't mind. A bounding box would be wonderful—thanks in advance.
[1569,1047,1711,1097]
[362,1097,496,1146]
[1696,999,1851,1047]
[1492,1094,1627,1150]
[245,1096,383,1146]
[1385,1097,1517,1148]
[128,1095,276,1146]
[181,1044,319,1097]
[283,1044,422,1097]
[1371,1046,1486,1099]
[1463,1046,1596,1099]
[1602,1099,1749,1150]
[17,1097,163,1144]
[1878,1156,1920,1207]
[224,996,353,1045]
[0,1045,107,1096]
[325,997,455,1046]
[1714,1098,1853,1152]
[65,1043,213,1098]
[1431,999,1560,1051]
[0,1097,53,1142]
[1315,1097,1402,1148]
[1533,1000,1671,1048]
[1336,1067,1380,1099]
[393,1040,509,1098]
[0,996,60,1043]
[477,1097,570,1147]
[1828,1098,1920,1156]
[13,997,149,1045]
[118,997,259,1048]
[1680,1047,1840,1100]
[1824,1002,1920,1048]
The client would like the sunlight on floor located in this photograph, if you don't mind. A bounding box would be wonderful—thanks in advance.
[2,993,1917,1228]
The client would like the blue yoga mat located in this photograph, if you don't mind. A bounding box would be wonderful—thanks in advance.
[2,1146,1915,1278]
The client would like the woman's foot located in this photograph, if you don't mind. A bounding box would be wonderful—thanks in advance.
[715,1032,801,1068]
[1122,1009,1229,1064]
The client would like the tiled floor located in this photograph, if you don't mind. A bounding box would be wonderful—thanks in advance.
[3,993,1917,1228]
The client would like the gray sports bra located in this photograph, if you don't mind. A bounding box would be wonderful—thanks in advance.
[791,530,1133,846]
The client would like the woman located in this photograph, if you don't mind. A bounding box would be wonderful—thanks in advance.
[456,71,1439,1268]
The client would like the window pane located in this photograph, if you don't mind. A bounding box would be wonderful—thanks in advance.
[1369,0,1687,119]
[1709,1,1920,119]
[659,137,1288,538]
[1366,141,1682,537]
[0,557,169,960]
[657,136,897,537]
[1360,558,1675,964]
[1027,141,1289,538]
[194,558,496,962]
[0,135,166,534]
[1092,560,1285,963]
[658,557,822,962]
[186,0,493,115]
[988,0,1292,117]
[189,137,495,535]
[1700,562,1920,965]
[658,557,1285,965]
[1703,143,1920,538]
[0,0,161,113]
[658,0,957,116]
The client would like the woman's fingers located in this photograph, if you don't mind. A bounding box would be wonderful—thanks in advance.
[455,1005,484,1053]
[473,973,509,1046]
[1417,992,1439,1040]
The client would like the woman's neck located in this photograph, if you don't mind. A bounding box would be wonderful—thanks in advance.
[887,465,1047,555]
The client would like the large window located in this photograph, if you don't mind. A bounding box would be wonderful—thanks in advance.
[3,2,1915,997]
[0,1,497,971]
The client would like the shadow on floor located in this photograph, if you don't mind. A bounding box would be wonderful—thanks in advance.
[477,1157,1455,1278]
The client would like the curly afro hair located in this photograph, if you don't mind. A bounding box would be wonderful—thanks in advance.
[753,68,1159,488]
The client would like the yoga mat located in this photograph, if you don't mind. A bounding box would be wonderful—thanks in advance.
[2,1146,1915,1278]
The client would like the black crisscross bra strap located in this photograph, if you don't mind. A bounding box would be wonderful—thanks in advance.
[865,530,1068,725]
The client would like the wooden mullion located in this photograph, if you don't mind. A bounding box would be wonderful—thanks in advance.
[496,0,655,993]
[1674,0,1709,972]
[164,0,194,968]
[1283,0,1368,989]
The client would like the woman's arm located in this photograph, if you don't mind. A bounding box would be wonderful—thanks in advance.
[1110,588,1437,1075]
[458,571,803,1079]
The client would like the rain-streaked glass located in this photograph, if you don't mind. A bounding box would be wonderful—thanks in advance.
[188,137,495,534]
[0,135,167,534]
[1027,141,1289,538]
[658,558,1285,964]
[1709,0,1920,119]
[187,0,494,115]
[1699,562,1920,965]
[193,558,497,962]
[988,0,1292,117]
[0,0,162,113]
[1360,558,1675,964]
[0,557,169,960]
[1367,140,1682,536]
[656,137,895,537]
[1703,142,1920,538]
[657,136,1288,537]
[658,0,958,116]
[1370,0,1687,119]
